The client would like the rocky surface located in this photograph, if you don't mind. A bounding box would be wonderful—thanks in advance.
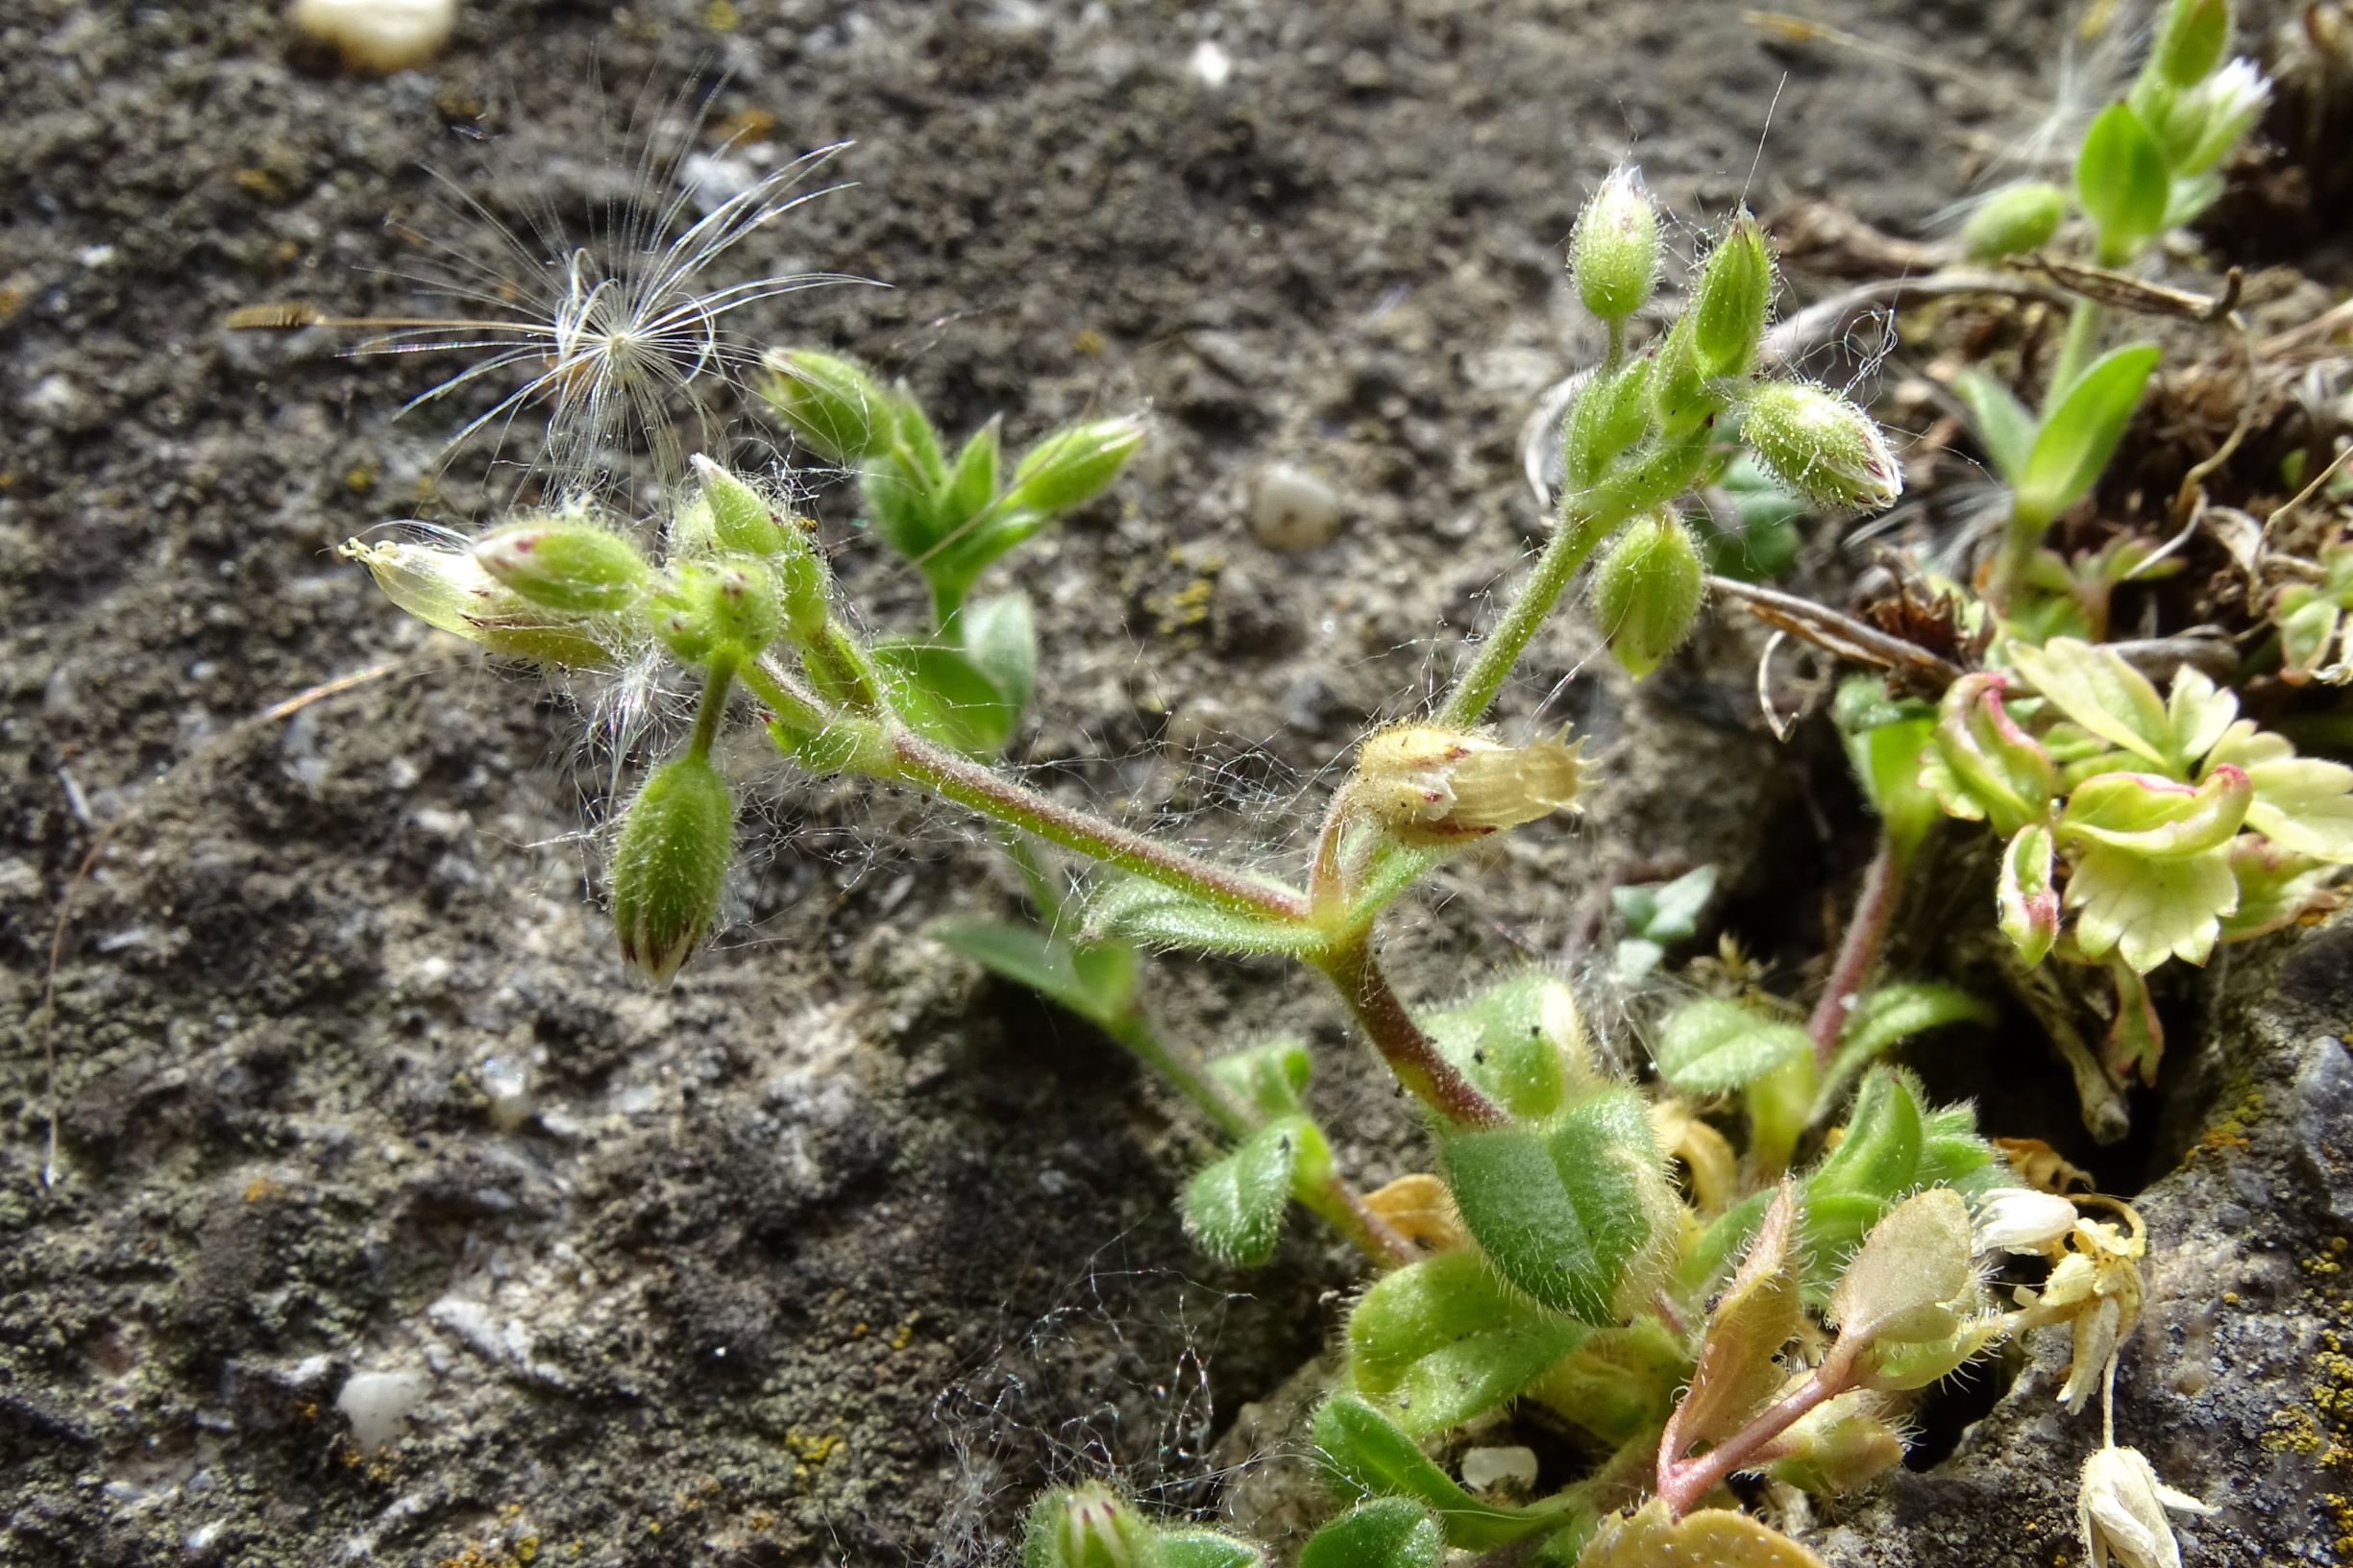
[0,1,2339,1564]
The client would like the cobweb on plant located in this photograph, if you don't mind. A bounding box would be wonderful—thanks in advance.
[922,1243,1266,1568]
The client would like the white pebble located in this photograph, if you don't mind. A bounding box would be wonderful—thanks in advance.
[478,1055,532,1132]
[289,0,457,74]
[335,1368,429,1455]
[1251,462,1344,551]
[1189,39,1233,88]
[1460,1445,1539,1494]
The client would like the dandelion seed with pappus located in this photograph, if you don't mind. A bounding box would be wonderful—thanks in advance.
[231,83,872,495]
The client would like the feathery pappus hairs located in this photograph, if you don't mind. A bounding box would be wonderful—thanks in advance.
[229,74,874,496]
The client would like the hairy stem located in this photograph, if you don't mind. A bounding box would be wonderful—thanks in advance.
[1315,935,1507,1126]
[2044,296,2107,418]
[1438,503,1617,730]
[885,728,1310,922]
[1656,1343,1856,1517]
[686,655,736,761]
[1806,831,1910,1070]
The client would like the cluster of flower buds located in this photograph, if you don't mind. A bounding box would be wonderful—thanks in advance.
[1558,168,1900,678]
[1965,0,2268,265]
[1019,1483,1262,1568]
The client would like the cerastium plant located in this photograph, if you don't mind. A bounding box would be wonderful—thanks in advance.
[344,154,2221,1567]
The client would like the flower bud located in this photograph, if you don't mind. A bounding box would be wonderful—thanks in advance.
[2159,58,2271,176]
[1959,181,2067,261]
[1353,724,1581,847]
[342,538,611,668]
[1648,314,1718,439]
[2151,0,2229,89]
[687,453,787,554]
[1592,511,1704,678]
[609,753,733,985]
[1021,1483,1155,1568]
[1690,214,1772,379]
[474,513,649,614]
[757,349,890,462]
[1561,358,1655,488]
[1740,380,1902,512]
[1003,418,1145,517]
[1570,166,1659,324]
[698,556,784,656]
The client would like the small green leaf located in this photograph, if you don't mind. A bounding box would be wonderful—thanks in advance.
[1653,997,1811,1095]
[2074,103,2169,263]
[944,417,1003,530]
[1311,1395,1557,1551]
[1998,824,2061,966]
[2278,592,2344,685]
[1826,1188,1973,1352]
[1348,1248,1587,1435]
[1299,1499,1443,1568]
[2016,342,2161,524]
[1441,1089,1672,1324]
[1663,1184,1801,1456]
[2058,768,2251,857]
[2105,959,2165,1086]
[2218,836,2336,943]
[864,465,945,561]
[1084,878,1324,956]
[1807,1066,1924,1219]
[2066,843,2238,971]
[1825,982,1996,1100]
[1425,971,1591,1120]
[1006,418,1146,516]
[1181,1115,1316,1266]
[1951,368,2040,486]
[2207,720,2353,861]
[871,640,1019,756]
[928,917,1134,1026]
[1924,672,2057,836]
[1208,1038,1312,1118]
[962,592,1038,720]
[2009,637,2174,770]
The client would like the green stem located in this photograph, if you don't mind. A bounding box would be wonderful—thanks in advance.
[686,655,737,761]
[2044,297,2106,418]
[1438,504,1617,730]
[1314,935,1507,1126]
[741,653,834,737]
[1104,1009,1258,1140]
[885,727,1310,923]
[1656,1341,1857,1517]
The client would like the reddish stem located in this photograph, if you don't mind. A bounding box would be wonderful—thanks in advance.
[1316,936,1507,1127]
[1655,1344,1856,1517]
[1805,832,1908,1070]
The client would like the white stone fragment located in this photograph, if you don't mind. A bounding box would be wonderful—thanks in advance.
[289,0,457,74]
[1189,39,1233,88]
[335,1368,429,1455]
[478,1055,532,1132]
[1460,1444,1539,1494]
[1251,462,1344,551]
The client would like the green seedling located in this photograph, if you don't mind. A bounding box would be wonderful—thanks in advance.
[1956,0,2270,608]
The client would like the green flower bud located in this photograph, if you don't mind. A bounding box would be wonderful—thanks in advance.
[699,555,784,655]
[1958,181,2067,261]
[1740,380,1902,512]
[1571,166,1659,324]
[1689,214,1772,379]
[1648,314,1717,438]
[687,453,787,554]
[1003,418,1145,516]
[2159,58,2271,176]
[609,754,733,985]
[2151,0,2229,88]
[1592,510,1704,678]
[1562,358,1655,489]
[341,538,612,668]
[1022,1484,1156,1568]
[757,349,890,462]
[686,457,830,644]
[473,513,650,614]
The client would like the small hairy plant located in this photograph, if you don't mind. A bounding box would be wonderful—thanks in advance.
[313,24,2337,1560]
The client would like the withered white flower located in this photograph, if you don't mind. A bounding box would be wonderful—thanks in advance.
[1973,1187,2080,1254]
[2079,1444,2213,1568]
[1352,724,1583,847]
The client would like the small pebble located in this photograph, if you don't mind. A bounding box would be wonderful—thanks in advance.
[1460,1445,1539,1494]
[289,0,458,74]
[335,1368,429,1454]
[1251,462,1344,551]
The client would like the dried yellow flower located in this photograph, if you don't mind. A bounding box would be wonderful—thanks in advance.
[1352,724,1582,847]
